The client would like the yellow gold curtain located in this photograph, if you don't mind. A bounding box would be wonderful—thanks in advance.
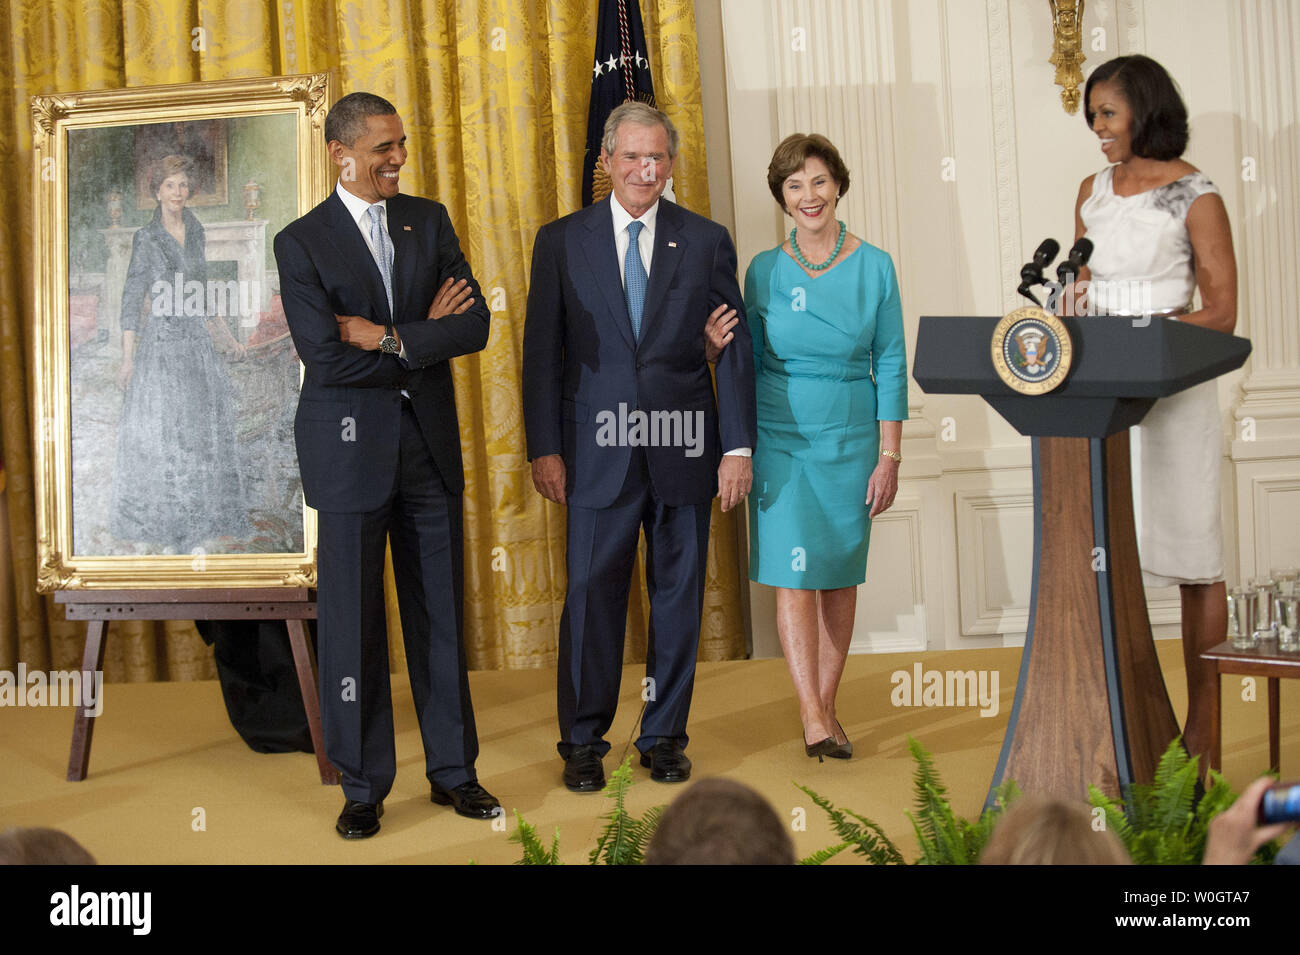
[0,0,748,683]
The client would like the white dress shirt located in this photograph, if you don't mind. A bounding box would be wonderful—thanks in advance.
[609,194,657,287]
[336,181,389,266]
[335,182,410,369]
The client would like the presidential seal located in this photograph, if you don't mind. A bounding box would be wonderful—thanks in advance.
[991,306,1073,395]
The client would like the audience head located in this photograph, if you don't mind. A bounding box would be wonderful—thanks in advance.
[645,777,795,865]
[0,827,97,865]
[979,796,1131,865]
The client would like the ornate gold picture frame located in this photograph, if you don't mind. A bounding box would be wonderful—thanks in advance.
[32,73,334,590]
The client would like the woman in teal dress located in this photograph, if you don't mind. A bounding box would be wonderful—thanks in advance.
[742,134,908,760]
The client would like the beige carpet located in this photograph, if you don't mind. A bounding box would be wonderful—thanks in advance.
[1,642,1295,864]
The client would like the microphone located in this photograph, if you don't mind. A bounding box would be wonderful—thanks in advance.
[1017,238,1060,306]
[1020,239,1060,284]
[1055,238,1094,284]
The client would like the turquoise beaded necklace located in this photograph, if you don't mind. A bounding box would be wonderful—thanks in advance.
[789,220,846,271]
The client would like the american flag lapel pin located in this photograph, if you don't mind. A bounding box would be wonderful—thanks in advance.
[668,241,677,248]
[403,225,412,231]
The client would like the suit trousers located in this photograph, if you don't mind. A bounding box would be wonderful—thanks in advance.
[557,447,712,758]
[316,401,478,803]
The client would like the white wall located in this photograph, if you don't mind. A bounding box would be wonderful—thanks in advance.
[717,0,1300,655]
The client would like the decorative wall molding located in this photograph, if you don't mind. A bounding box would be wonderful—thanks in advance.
[1116,0,1146,55]
[1232,0,1300,394]
[855,493,928,653]
[1249,474,1300,575]
[1229,0,1300,590]
[986,0,1023,314]
[955,489,1033,636]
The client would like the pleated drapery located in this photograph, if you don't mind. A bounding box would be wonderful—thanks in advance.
[0,0,748,682]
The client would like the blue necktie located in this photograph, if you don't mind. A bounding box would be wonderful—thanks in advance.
[624,220,647,341]
[367,204,394,318]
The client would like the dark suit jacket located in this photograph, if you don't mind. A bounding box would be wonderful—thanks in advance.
[274,190,490,513]
[523,197,757,509]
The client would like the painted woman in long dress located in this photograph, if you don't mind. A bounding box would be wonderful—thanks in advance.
[111,154,248,552]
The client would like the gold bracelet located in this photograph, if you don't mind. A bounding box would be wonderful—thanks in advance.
[880,449,901,463]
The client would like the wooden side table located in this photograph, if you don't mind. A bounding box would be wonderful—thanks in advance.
[1201,639,1300,773]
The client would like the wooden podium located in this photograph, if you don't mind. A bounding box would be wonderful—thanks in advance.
[914,315,1250,800]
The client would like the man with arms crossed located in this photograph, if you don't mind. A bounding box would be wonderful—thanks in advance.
[275,92,498,837]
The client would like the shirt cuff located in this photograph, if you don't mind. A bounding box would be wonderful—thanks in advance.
[724,447,752,457]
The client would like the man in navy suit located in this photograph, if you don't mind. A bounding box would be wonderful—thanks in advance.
[523,102,757,791]
[274,92,499,837]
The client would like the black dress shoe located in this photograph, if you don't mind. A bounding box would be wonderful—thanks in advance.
[336,798,383,839]
[430,780,502,820]
[640,740,691,782]
[828,720,853,760]
[563,745,605,793]
[805,737,838,762]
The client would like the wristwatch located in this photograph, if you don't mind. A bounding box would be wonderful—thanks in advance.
[880,449,901,463]
[379,324,399,354]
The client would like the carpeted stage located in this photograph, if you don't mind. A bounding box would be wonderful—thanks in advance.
[2,642,1296,865]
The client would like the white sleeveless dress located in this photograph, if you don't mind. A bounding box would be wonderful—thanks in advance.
[1081,166,1225,588]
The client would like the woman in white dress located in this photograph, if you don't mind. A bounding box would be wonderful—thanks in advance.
[1068,55,1237,764]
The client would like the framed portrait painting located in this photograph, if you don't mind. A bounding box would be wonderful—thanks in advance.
[32,73,334,590]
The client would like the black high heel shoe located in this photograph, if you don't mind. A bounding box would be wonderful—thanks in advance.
[828,721,852,760]
[804,732,838,763]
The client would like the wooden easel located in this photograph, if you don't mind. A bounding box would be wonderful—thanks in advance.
[57,588,338,785]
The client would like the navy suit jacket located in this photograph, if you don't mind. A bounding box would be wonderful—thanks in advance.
[523,197,756,508]
[274,190,490,513]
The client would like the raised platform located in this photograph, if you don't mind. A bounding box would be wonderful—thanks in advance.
[0,644,1294,864]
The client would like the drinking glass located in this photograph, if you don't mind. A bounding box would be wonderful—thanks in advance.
[1277,596,1299,652]
[1229,589,1256,650]
[1252,578,1277,643]
[1274,567,1298,598]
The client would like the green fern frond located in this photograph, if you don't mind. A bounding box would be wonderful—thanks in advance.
[906,810,939,866]
[1152,761,1199,832]
[623,804,664,863]
[1087,783,1135,852]
[796,784,905,865]
[907,735,950,849]
[589,757,636,865]
[799,842,851,865]
[509,809,562,865]
[992,778,1022,811]
[1151,737,1193,790]
[588,756,666,865]
[841,807,907,865]
[972,779,1020,847]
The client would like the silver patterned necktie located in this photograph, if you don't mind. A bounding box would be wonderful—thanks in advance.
[367,203,394,317]
[624,220,647,341]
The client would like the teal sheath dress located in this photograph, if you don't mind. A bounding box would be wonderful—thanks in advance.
[744,242,909,589]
